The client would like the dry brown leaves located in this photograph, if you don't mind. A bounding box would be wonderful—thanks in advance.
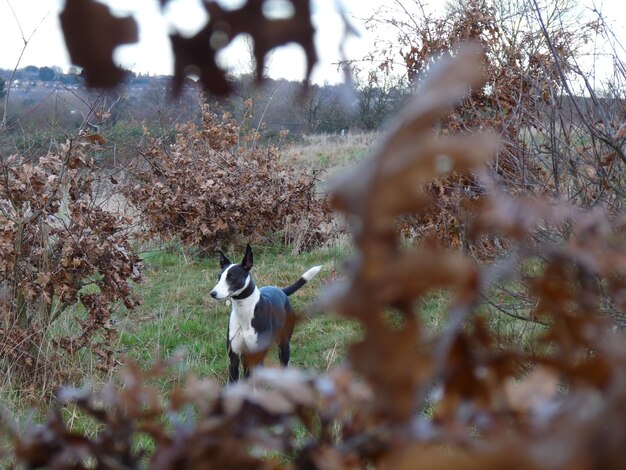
[374,1,595,254]
[5,362,355,469]
[322,41,497,428]
[317,42,626,468]
[0,142,142,380]
[171,0,316,96]
[122,104,332,251]
[60,0,138,87]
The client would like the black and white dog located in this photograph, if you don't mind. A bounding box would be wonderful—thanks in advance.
[210,244,321,382]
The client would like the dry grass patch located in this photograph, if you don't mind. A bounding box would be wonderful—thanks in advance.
[286,132,377,178]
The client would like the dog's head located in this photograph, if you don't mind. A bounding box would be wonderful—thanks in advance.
[210,244,253,300]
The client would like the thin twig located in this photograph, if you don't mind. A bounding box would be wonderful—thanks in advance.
[1,2,49,131]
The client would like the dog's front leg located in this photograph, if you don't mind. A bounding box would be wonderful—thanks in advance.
[242,354,251,380]
[228,347,240,383]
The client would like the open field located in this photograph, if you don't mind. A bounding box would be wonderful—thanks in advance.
[0,243,545,414]
[4,0,626,464]
[286,132,377,168]
[0,133,375,406]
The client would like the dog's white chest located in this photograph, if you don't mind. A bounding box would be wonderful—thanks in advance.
[228,313,258,355]
[228,290,260,355]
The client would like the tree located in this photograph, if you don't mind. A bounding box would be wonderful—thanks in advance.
[354,70,406,131]
[38,66,55,81]
[0,76,6,99]
[309,84,354,133]
[59,73,79,85]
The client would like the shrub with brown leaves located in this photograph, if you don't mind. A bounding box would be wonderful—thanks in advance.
[362,1,605,255]
[122,104,332,252]
[0,142,142,381]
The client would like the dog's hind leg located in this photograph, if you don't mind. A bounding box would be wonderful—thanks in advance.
[278,341,290,366]
[278,303,296,366]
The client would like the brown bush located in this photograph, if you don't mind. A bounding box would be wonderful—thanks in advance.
[0,142,142,383]
[361,0,604,254]
[122,104,333,252]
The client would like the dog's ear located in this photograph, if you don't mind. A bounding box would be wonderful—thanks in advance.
[218,250,231,269]
[241,243,253,271]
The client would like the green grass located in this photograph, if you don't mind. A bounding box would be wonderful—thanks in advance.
[315,147,368,168]
[6,240,544,401]
[285,132,376,179]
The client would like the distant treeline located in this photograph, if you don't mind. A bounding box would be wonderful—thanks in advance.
[0,65,409,139]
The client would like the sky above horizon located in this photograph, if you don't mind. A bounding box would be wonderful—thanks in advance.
[0,0,624,86]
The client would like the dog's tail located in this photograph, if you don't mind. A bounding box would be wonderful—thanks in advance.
[282,266,322,296]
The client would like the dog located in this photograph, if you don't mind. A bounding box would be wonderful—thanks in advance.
[210,244,321,382]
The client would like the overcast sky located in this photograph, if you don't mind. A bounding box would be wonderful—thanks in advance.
[0,0,623,85]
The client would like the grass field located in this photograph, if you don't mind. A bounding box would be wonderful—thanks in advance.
[109,132,376,385]
[286,132,377,176]
[46,238,542,386]
[0,133,376,430]
[0,241,359,438]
